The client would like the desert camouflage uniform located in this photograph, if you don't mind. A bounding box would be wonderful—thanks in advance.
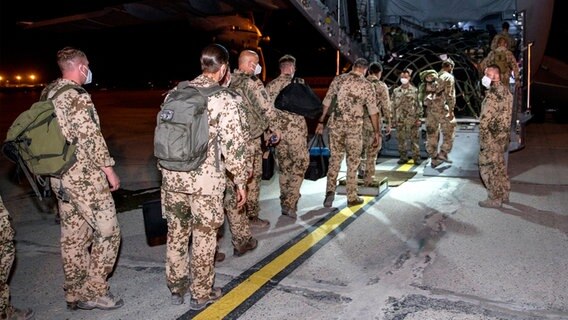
[46,78,121,304]
[360,75,391,183]
[160,75,247,301]
[323,72,378,202]
[490,32,516,52]
[419,70,454,160]
[265,74,309,214]
[229,70,279,220]
[391,83,422,161]
[224,93,254,250]
[479,81,512,202]
[438,68,457,153]
[0,196,15,316]
[480,46,519,88]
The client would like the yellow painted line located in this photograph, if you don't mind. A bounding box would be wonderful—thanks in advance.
[193,196,374,319]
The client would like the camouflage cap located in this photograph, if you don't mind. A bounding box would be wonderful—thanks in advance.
[419,69,438,82]
[442,58,455,68]
[279,54,296,64]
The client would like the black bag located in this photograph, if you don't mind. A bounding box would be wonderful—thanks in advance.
[142,199,167,246]
[262,148,275,180]
[274,78,322,119]
[304,134,330,181]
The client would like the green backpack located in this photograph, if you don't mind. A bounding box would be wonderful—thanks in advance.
[229,73,268,139]
[2,84,81,199]
[154,81,225,172]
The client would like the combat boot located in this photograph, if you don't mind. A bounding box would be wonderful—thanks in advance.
[438,150,453,163]
[430,158,443,168]
[478,199,502,208]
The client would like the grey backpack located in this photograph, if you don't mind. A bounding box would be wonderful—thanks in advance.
[154,81,224,171]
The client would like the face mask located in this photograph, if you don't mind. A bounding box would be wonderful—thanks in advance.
[481,75,491,89]
[400,78,409,85]
[254,63,262,76]
[81,65,92,85]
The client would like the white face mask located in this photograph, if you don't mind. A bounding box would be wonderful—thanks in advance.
[481,75,491,89]
[81,65,92,85]
[400,78,409,85]
[254,63,262,76]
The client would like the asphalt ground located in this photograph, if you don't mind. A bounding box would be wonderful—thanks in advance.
[1,89,567,320]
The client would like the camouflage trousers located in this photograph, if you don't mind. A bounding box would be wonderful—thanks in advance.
[425,106,456,158]
[276,128,309,212]
[246,140,263,219]
[479,145,510,201]
[359,120,381,184]
[397,119,421,159]
[224,178,254,249]
[52,178,121,303]
[327,124,364,202]
[0,214,15,314]
[162,190,224,300]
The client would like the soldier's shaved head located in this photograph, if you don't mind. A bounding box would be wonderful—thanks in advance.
[238,50,258,66]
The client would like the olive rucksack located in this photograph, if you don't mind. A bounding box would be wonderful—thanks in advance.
[154,81,224,172]
[228,73,268,139]
[2,84,81,199]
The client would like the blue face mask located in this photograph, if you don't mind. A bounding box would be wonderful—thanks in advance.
[81,65,92,85]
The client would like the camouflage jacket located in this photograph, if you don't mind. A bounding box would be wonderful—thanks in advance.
[47,78,115,172]
[479,81,513,150]
[265,74,307,135]
[0,195,7,219]
[366,74,392,127]
[160,75,248,194]
[230,70,279,137]
[438,70,456,110]
[323,71,378,129]
[391,84,421,124]
[480,47,519,83]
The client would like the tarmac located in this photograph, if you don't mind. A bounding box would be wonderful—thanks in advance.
[1,89,567,320]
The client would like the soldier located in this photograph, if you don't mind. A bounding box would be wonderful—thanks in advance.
[316,58,380,207]
[229,50,281,228]
[437,58,458,160]
[391,69,422,165]
[419,68,454,168]
[490,21,516,52]
[478,64,513,208]
[359,61,392,185]
[481,36,520,92]
[159,44,248,309]
[1,196,35,320]
[46,47,123,311]
[218,67,258,259]
[265,54,309,218]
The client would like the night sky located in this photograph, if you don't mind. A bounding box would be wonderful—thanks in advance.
[1,1,566,88]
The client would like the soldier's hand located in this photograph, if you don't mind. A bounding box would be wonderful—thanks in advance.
[385,126,392,135]
[372,132,380,148]
[315,123,324,135]
[102,166,120,192]
[236,188,247,209]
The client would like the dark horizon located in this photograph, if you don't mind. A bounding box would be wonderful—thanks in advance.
[1,0,566,88]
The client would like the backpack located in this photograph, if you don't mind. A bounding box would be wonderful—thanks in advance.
[274,78,322,119]
[229,73,268,139]
[154,81,224,172]
[2,84,81,199]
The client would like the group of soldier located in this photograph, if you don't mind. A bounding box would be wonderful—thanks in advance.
[1,25,516,316]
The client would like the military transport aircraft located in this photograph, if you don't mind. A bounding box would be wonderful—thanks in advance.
[15,0,563,178]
